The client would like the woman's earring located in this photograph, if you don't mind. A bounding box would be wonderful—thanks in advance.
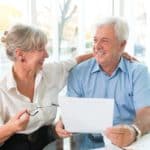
[19,56,24,62]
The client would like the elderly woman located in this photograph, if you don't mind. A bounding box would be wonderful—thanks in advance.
[0,24,93,150]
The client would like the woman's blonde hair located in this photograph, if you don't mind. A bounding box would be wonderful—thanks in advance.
[1,24,47,61]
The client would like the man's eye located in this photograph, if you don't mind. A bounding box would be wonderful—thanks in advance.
[94,39,97,43]
[102,40,109,43]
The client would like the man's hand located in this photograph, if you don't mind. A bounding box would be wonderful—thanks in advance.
[105,125,136,148]
[55,120,72,138]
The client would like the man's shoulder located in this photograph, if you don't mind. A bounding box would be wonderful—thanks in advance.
[71,58,96,73]
[123,58,149,74]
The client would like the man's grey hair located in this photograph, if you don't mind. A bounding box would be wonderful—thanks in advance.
[95,17,129,42]
[1,24,47,61]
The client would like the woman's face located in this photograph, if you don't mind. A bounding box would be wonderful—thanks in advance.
[21,47,48,72]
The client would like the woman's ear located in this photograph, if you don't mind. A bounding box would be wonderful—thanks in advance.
[15,48,25,62]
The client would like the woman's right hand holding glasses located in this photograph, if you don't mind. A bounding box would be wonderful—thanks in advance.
[7,109,30,133]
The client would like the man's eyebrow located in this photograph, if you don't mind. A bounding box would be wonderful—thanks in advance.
[93,37,111,41]
[101,37,110,40]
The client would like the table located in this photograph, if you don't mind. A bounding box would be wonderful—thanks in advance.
[43,134,121,150]
[43,133,150,150]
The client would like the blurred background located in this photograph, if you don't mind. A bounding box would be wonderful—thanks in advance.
[0,0,150,77]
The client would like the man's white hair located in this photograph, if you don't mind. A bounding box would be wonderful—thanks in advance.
[95,17,129,42]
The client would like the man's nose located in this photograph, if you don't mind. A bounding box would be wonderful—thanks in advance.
[95,41,102,50]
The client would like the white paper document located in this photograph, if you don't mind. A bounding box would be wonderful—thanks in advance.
[59,97,114,133]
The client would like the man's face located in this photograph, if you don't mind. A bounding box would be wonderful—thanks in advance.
[93,25,125,66]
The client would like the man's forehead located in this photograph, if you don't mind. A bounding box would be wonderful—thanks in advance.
[94,25,116,38]
[96,24,114,32]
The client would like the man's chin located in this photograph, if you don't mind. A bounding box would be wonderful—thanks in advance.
[95,55,106,63]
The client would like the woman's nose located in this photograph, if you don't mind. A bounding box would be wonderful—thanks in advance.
[44,50,49,58]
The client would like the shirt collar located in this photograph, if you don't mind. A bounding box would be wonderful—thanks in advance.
[91,57,127,74]
[35,70,43,88]
[117,57,127,73]
[6,66,17,90]
[6,66,43,91]
[91,59,101,73]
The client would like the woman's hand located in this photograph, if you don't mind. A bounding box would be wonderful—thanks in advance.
[7,109,30,133]
[105,125,136,148]
[122,52,138,62]
[76,53,93,64]
[0,109,30,143]
[55,120,72,138]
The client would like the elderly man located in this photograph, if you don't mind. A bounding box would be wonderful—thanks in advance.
[55,17,150,149]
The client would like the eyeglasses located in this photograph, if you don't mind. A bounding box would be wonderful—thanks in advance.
[27,103,59,116]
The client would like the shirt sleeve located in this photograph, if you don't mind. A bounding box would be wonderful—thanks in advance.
[58,58,77,91]
[0,92,5,147]
[44,58,77,91]
[133,65,150,109]
[0,91,4,126]
[67,66,83,97]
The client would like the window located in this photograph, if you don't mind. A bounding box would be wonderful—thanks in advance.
[0,0,28,77]
[123,0,150,68]
[0,0,149,78]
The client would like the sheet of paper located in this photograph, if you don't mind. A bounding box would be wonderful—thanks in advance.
[91,148,105,150]
[59,97,114,133]
[92,144,122,150]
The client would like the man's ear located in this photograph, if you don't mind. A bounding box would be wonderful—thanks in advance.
[120,40,126,50]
